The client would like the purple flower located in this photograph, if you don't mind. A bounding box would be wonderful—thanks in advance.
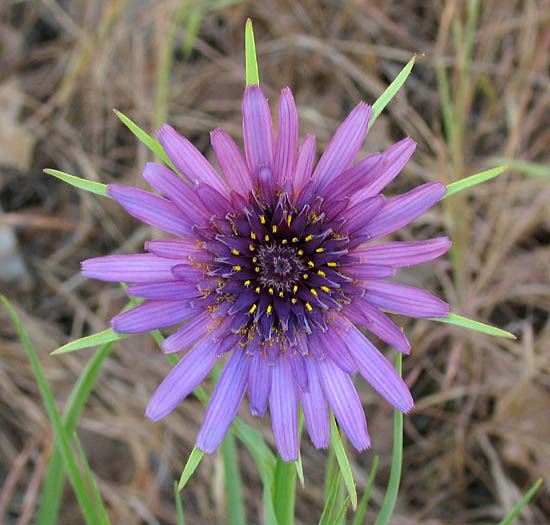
[82,85,450,461]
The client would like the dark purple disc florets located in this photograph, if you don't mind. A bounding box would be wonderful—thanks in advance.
[200,187,355,347]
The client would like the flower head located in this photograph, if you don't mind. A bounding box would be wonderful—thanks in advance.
[82,84,450,461]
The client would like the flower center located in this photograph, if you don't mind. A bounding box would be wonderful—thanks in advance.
[257,244,305,292]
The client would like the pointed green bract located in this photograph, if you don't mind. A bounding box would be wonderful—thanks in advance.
[113,109,178,173]
[374,354,404,525]
[329,413,358,510]
[44,169,108,198]
[428,313,516,339]
[178,446,205,490]
[498,478,543,525]
[52,328,130,355]
[369,56,416,130]
[245,19,260,86]
[1,296,100,525]
[442,166,508,199]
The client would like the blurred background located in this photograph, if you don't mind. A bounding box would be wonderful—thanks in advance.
[0,0,548,523]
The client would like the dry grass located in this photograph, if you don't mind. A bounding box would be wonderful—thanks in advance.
[0,0,549,523]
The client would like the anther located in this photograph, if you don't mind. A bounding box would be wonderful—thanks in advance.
[249,304,257,314]
[305,302,313,312]
[231,249,240,255]
[244,280,251,287]
[305,234,314,242]
[233,266,242,271]
[249,244,255,251]
[260,215,266,224]
[320,286,331,293]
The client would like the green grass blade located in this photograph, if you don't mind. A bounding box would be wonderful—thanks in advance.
[374,354,404,525]
[332,496,351,525]
[1,296,100,524]
[44,169,108,198]
[231,419,278,525]
[353,455,379,525]
[491,158,549,177]
[319,470,341,525]
[174,481,185,525]
[273,454,297,525]
[38,342,115,524]
[330,412,358,510]
[245,19,259,86]
[221,431,247,525]
[51,328,130,355]
[498,478,543,525]
[369,56,416,129]
[442,166,508,199]
[178,446,205,490]
[73,433,111,525]
[113,109,177,173]
[428,313,516,339]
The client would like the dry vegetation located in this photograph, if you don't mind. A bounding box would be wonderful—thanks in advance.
[1,0,549,523]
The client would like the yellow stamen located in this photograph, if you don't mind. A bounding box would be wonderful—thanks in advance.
[249,244,255,251]
[308,261,315,267]
[268,287,274,295]
[249,303,257,314]
[310,288,318,296]
[303,273,309,279]
[292,237,299,243]
[233,265,241,271]
[327,262,337,267]
[264,234,270,242]
[244,280,251,287]
[320,286,331,293]
[305,234,314,242]
[278,291,284,297]
[287,215,292,226]
[293,285,298,293]
[251,232,257,240]
[255,267,260,272]
[231,249,240,255]
[272,225,277,233]
[291,298,297,304]
[317,270,326,277]
[260,215,266,224]
[255,286,260,293]
[267,304,272,315]
[315,247,325,253]
[297,249,304,255]
[252,257,258,263]
[282,239,288,244]
[305,302,313,312]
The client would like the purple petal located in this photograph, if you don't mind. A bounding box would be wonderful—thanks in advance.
[248,350,272,416]
[242,86,274,179]
[142,163,206,224]
[292,134,316,199]
[352,237,451,267]
[157,124,227,195]
[107,184,192,236]
[161,310,212,353]
[273,88,298,186]
[343,324,414,412]
[319,329,357,374]
[299,357,329,449]
[343,195,386,233]
[111,300,196,334]
[127,281,200,301]
[344,301,411,354]
[196,349,249,453]
[313,102,371,191]
[145,238,207,262]
[269,355,299,461]
[364,280,449,318]
[81,254,178,282]
[343,264,396,281]
[145,336,217,421]
[320,152,383,200]
[316,357,371,451]
[350,137,416,202]
[289,352,308,391]
[364,182,446,240]
[210,128,253,196]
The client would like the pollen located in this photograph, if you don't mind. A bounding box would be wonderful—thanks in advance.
[278,291,284,297]
[305,234,314,242]
[260,215,266,224]
[308,261,315,267]
[327,262,337,267]
[320,286,331,293]
[272,225,277,233]
[266,305,272,315]
[291,298,297,304]
[287,215,292,226]
[264,234,270,242]
[249,244,255,251]
[317,270,326,277]
[303,273,309,279]
[305,302,313,312]
[231,249,240,255]
[255,267,260,272]
[292,237,299,243]
[251,232,257,239]
[281,239,288,244]
[244,280,251,287]
[255,287,260,293]
[233,265,242,271]
[315,247,325,253]
[293,285,298,293]
[249,303,257,314]
[268,287,274,294]
[310,288,318,296]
